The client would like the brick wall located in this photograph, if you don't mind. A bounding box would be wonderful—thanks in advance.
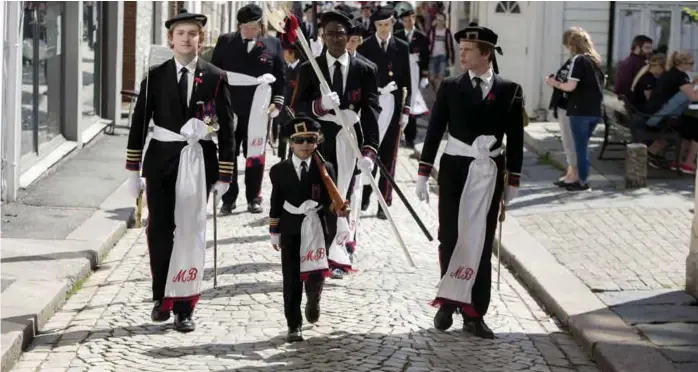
[122,2,137,100]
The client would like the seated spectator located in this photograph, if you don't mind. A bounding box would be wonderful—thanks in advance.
[645,51,698,173]
[630,53,666,112]
[615,35,653,98]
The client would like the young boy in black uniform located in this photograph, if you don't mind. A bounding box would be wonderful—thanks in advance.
[269,116,347,342]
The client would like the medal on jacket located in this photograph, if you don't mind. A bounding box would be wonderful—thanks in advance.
[198,101,219,133]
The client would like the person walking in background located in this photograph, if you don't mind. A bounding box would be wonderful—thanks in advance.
[615,35,653,98]
[546,28,605,192]
[427,12,454,91]
[547,27,582,188]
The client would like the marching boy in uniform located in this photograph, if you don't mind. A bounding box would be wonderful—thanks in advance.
[269,116,348,342]
[125,9,235,333]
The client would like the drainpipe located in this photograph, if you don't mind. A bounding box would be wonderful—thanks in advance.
[607,1,616,74]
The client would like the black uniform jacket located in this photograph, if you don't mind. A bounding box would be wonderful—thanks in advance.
[293,53,382,161]
[357,34,412,116]
[418,73,525,187]
[125,58,236,185]
[395,28,430,78]
[269,155,335,237]
[210,32,286,112]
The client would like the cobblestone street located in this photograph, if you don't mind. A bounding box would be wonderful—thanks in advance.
[11,150,600,372]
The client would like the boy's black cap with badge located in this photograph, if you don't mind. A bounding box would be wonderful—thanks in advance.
[165,8,207,29]
[320,10,353,31]
[281,116,323,139]
[370,6,396,22]
[453,22,504,73]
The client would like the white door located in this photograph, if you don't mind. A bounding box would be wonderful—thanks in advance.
[479,1,529,86]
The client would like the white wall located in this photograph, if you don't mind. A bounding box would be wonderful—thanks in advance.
[2,2,23,201]
[562,2,611,65]
[134,1,154,85]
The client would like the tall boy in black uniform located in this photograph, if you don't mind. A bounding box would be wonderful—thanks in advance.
[357,6,412,219]
[415,24,525,339]
[269,116,346,342]
[125,9,235,333]
[396,9,430,148]
[211,4,285,215]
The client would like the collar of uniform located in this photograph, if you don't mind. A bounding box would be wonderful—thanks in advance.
[292,154,310,171]
[288,59,300,69]
[350,51,357,58]
[377,33,392,46]
[175,56,198,74]
[468,68,494,85]
[326,50,349,69]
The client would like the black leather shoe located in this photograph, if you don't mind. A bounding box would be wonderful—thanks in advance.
[433,305,455,331]
[151,301,170,322]
[305,292,321,324]
[219,203,234,216]
[463,316,495,339]
[248,202,263,214]
[174,313,196,333]
[286,327,304,342]
[376,208,387,220]
[565,182,590,192]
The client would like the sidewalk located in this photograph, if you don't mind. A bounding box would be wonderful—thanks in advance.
[414,122,698,372]
[1,126,135,372]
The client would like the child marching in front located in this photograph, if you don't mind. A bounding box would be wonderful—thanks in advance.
[269,116,349,342]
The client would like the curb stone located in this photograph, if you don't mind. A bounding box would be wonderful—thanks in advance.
[0,179,135,372]
[413,141,677,372]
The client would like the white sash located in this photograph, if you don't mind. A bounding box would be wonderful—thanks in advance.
[317,110,359,270]
[346,172,364,252]
[225,71,273,160]
[283,200,330,280]
[151,121,212,302]
[378,82,397,145]
[435,135,502,305]
[408,53,428,116]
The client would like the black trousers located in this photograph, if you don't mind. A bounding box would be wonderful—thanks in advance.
[280,234,325,329]
[404,116,417,143]
[436,153,505,317]
[221,112,265,205]
[362,122,401,206]
[272,117,288,160]
[146,172,213,315]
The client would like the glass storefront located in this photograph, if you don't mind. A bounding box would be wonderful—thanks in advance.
[82,1,102,121]
[21,1,63,156]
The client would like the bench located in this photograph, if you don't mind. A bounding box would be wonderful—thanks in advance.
[600,94,683,175]
[119,89,139,134]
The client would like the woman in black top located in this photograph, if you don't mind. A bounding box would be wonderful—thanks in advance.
[546,28,605,191]
[547,27,583,187]
[630,53,666,112]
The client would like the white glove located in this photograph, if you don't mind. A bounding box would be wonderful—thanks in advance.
[415,175,429,203]
[212,181,230,202]
[321,92,341,111]
[420,77,429,89]
[504,186,519,206]
[319,109,360,126]
[358,156,374,174]
[399,114,409,129]
[268,104,280,118]
[257,73,276,85]
[270,233,280,246]
[127,171,145,199]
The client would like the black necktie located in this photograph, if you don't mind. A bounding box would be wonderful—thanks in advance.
[300,161,309,187]
[179,67,189,110]
[332,60,343,97]
[381,40,387,52]
[472,76,483,104]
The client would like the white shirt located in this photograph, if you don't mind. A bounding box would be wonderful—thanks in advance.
[468,68,494,100]
[292,154,311,180]
[404,28,414,43]
[246,38,256,53]
[377,34,392,51]
[326,51,349,93]
[288,59,300,70]
[175,56,198,107]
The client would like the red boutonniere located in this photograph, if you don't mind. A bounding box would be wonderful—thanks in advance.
[256,41,264,48]
[194,77,203,85]
[486,92,495,101]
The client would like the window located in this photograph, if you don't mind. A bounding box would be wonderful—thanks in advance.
[681,8,698,73]
[82,1,102,121]
[495,1,520,14]
[649,10,672,54]
[21,1,63,156]
[615,9,642,63]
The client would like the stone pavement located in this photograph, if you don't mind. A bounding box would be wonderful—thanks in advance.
[1,126,135,372]
[415,121,698,372]
[11,148,600,372]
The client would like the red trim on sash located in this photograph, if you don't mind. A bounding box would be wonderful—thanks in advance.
[160,294,201,312]
[430,298,481,318]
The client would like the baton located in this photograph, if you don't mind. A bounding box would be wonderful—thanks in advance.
[135,190,143,228]
[213,190,218,288]
[497,172,509,291]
